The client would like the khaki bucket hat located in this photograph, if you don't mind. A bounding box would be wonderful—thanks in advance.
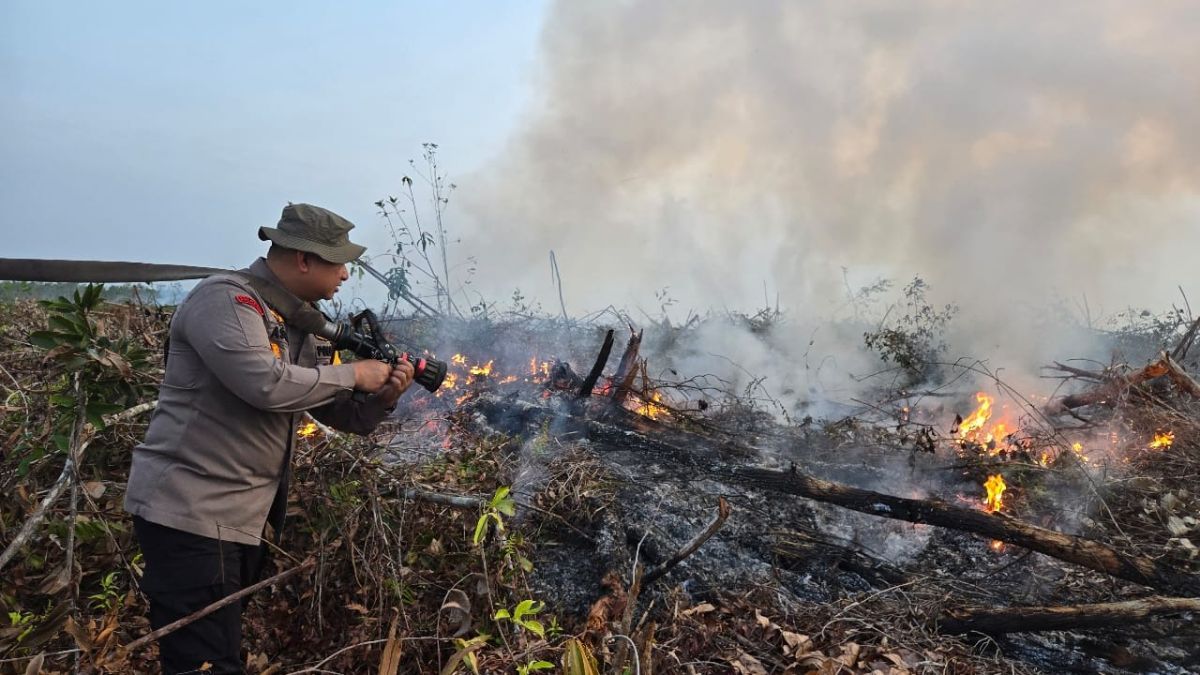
[258,203,367,264]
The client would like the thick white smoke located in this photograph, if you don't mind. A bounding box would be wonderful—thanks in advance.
[458,1,1200,325]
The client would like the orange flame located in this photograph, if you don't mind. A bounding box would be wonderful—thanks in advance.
[1149,431,1174,450]
[297,421,319,438]
[469,360,494,377]
[452,353,468,366]
[990,540,1005,553]
[983,474,1006,513]
[956,392,1017,453]
[634,391,669,420]
[958,393,994,438]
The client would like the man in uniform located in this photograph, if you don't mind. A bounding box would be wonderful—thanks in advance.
[125,204,414,673]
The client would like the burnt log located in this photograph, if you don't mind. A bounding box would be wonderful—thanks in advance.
[1045,353,1200,414]
[939,597,1200,635]
[725,465,1200,597]
[1044,359,1168,414]
[464,393,1200,597]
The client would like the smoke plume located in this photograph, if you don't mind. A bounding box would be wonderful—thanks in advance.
[459,1,1200,327]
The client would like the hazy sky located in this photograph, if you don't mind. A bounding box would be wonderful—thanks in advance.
[2,1,544,268]
[4,1,1198,321]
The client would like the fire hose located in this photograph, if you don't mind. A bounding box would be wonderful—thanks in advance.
[0,257,447,392]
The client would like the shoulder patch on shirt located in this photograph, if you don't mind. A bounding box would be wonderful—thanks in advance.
[234,294,264,315]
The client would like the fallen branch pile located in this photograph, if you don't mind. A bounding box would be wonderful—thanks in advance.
[4,294,1200,674]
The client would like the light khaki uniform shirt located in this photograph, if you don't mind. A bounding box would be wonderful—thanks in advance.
[126,259,390,545]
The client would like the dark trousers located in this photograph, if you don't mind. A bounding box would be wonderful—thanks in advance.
[133,517,267,675]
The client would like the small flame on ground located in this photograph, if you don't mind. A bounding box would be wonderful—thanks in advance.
[634,391,669,420]
[452,354,468,366]
[983,474,1006,513]
[469,360,494,377]
[297,421,319,438]
[1149,431,1175,450]
[990,540,1005,553]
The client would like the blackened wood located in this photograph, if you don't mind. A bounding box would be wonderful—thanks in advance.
[1173,315,1200,361]
[577,329,615,399]
[725,465,1200,596]
[1044,358,1169,414]
[643,497,731,586]
[939,597,1200,635]
[1045,354,1200,414]
[465,392,1200,596]
[1163,352,1200,397]
[611,328,644,405]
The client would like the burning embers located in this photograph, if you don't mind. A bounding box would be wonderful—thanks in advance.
[1149,431,1175,450]
[428,349,671,420]
[432,353,556,405]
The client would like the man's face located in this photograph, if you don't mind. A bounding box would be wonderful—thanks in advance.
[300,254,349,301]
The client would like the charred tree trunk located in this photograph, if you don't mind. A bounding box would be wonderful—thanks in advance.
[577,329,615,399]
[725,466,1200,597]
[611,328,643,406]
[938,597,1200,635]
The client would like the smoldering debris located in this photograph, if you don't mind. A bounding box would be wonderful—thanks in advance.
[371,308,1200,674]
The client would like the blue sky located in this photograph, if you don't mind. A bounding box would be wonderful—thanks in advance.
[1,1,545,268]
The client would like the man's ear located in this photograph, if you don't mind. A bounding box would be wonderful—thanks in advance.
[295,250,312,273]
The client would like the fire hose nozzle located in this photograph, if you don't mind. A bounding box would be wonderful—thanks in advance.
[320,310,447,394]
[399,353,448,393]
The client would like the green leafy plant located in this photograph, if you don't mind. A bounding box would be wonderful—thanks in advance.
[87,570,122,611]
[494,599,546,639]
[516,660,554,675]
[7,609,38,645]
[473,486,516,546]
[17,284,153,476]
[863,276,958,384]
[501,533,534,575]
